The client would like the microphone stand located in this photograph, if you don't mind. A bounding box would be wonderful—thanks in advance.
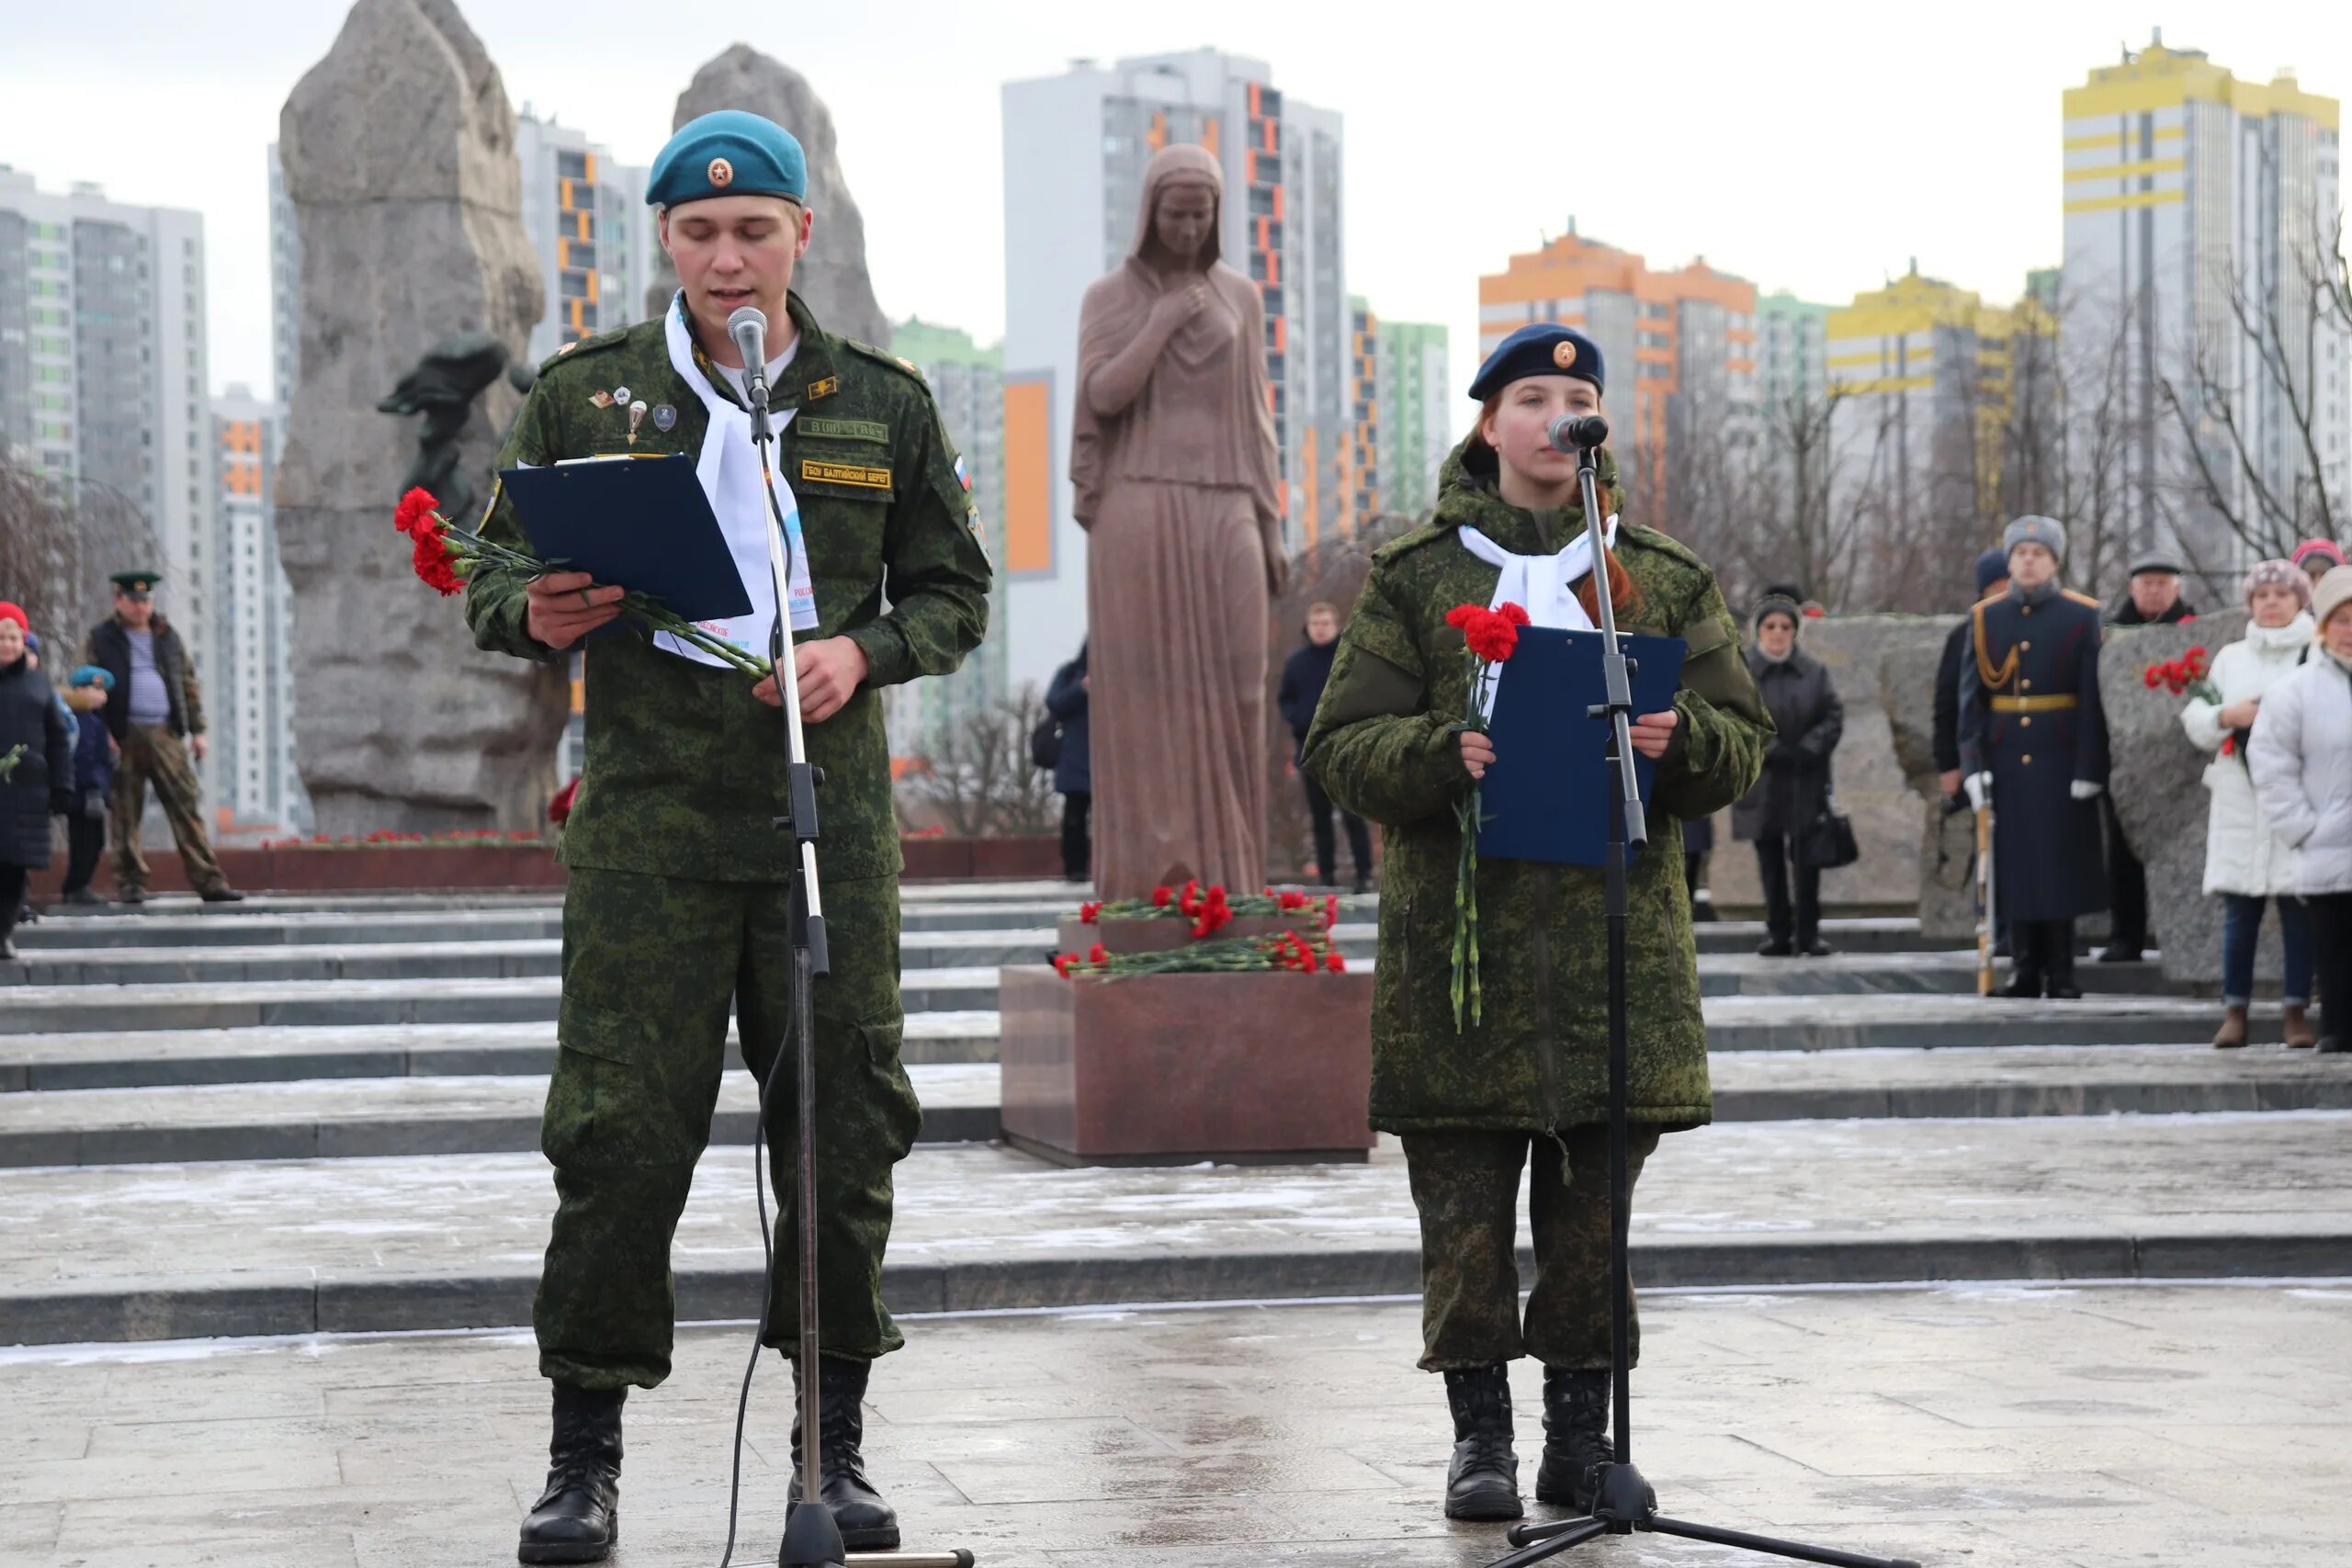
[733,356,976,1568]
[1482,429,1919,1568]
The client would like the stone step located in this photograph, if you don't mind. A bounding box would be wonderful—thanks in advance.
[0,967,1016,1033]
[0,1065,1003,1166]
[3,1108,2344,1345]
[8,896,1375,950]
[3,1045,2345,1168]
[0,1016,1002,1091]
[1,992,2287,1086]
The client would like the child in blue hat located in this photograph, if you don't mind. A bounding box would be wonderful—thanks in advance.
[59,666,116,903]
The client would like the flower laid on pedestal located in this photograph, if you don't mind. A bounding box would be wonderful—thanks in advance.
[391,487,769,676]
[1079,881,1341,942]
[1051,928,1348,979]
[1443,599,1529,1031]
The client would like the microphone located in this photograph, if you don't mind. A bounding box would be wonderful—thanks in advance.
[1547,413,1610,453]
[726,304,774,444]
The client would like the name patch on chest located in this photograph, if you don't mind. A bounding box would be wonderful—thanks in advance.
[798,417,889,445]
[802,459,893,491]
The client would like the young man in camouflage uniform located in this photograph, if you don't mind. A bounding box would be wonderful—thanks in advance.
[1304,324,1770,1525]
[464,111,990,1563]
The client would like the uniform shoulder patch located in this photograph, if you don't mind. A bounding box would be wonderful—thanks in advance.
[537,325,633,375]
[1617,521,1705,571]
[842,337,930,387]
[1371,522,1452,563]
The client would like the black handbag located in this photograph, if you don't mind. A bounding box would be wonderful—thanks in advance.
[1798,801,1860,870]
[1028,714,1062,772]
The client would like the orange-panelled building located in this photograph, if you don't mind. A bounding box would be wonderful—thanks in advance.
[1476,231,1758,507]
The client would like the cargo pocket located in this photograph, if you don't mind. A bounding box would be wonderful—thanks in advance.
[854,1007,923,1160]
[545,996,662,1170]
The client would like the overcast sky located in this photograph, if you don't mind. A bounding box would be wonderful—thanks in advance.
[6,2,2345,405]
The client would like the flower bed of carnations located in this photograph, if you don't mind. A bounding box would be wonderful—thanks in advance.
[1052,880,1347,977]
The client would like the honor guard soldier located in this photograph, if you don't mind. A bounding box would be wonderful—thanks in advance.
[1959,515,2110,998]
[464,110,991,1563]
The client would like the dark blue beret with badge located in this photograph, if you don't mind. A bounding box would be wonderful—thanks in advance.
[1468,323,1605,400]
[646,110,808,209]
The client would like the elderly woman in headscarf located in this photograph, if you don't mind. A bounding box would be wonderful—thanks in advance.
[1731,586,1845,956]
[2182,561,2319,1048]
[1072,143,1286,900]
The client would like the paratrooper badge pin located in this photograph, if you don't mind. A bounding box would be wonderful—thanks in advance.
[627,400,649,446]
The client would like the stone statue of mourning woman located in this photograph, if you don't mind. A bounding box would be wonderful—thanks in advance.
[1073,144,1288,900]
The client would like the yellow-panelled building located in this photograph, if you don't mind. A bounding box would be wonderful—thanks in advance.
[2061,36,2344,568]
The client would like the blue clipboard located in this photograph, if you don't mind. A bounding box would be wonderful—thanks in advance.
[1476,626,1687,866]
[495,455,753,625]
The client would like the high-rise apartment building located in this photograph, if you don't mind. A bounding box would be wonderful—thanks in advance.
[1825,267,2050,569]
[1375,318,1452,520]
[209,386,309,832]
[1477,230,1757,513]
[2062,36,2345,567]
[1001,49,1347,694]
[0,165,214,694]
[886,317,1008,741]
[514,110,658,366]
[1755,292,1833,409]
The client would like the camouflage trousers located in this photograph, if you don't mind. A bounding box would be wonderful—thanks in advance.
[110,726,228,896]
[1401,1125,1662,1372]
[534,868,922,1391]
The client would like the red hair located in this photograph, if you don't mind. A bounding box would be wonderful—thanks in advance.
[1473,395,1638,620]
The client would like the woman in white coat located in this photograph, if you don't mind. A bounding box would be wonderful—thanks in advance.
[2183,561,2317,1047]
[2249,568,2352,1055]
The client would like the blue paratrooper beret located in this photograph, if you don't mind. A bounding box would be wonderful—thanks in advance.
[646,110,808,209]
[1468,323,1605,400]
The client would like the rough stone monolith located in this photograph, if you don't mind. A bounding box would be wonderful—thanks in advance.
[645,44,889,346]
[275,0,566,834]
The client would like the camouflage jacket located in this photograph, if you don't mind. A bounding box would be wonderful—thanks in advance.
[465,292,992,883]
[1301,439,1770,1134]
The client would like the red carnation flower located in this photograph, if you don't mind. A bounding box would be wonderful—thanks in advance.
[1151,886,1173,908]
[393,487,439,538]
[1324,894,1340,930]
[1052,954,1077,978]
[1079,901,1102,923]
[1497,602,1532,626]
[410,525,465,596]
[2143,665,2162,689]
[1464,613,1519,664]
[1088,942,1109,964]
[1327,952,1347,973]
[1445,604,1484,631]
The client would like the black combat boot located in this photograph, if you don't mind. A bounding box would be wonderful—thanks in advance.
[788,1355,900,1551]
[1441,1365,1522,1521]
[2001,923,2044,998]
[517,1383,623,1564]
[1534,1369,1612,1510]
[2046,920,2085,999]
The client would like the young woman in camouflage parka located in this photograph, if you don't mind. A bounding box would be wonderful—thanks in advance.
[1303,327,1770,1524]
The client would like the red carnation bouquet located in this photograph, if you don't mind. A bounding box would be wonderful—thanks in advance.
[1052,929,1346,980]
[392,488,768,675]
[2141,646,2219,703]
[1443,600,1529,1030]
[1080,881,1340,942]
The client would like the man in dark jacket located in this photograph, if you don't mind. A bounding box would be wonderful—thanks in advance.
[2097,554,2196,960]
[1045,644,1091,882]
[1936,547,2010,801]
[1732,590,1844,955]
[82,570,240,905]
[1278,603,1374,892]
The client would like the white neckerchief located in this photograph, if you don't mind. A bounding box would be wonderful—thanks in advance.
[659,295,819,669]
[1457,514,1619,716]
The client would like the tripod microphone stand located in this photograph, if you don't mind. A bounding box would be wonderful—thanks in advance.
[726,317,974,1568]
[1482,420,1918,1568]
